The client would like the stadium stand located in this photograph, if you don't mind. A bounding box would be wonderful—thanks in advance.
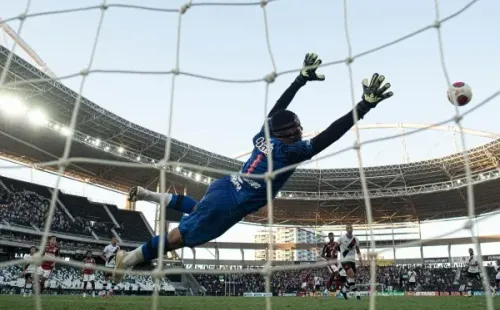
[58,193,115,239]
[0,175,152,242]
[0,178,77,234]
[1,174,500,299]
[192,265,500,296]
[106,204,153,242]
[0,260,498,296]
[0,265,178,295]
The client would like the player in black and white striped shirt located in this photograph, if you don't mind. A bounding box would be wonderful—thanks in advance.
[101,237,120,298]
[408,268,417,292]
[465,248,481,297]
[494,260,500,293]
[22,246,37,297]
[337,224,363,300]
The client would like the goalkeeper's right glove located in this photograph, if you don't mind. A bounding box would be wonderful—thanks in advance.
[357,73,393,114]
[296,53,325,84]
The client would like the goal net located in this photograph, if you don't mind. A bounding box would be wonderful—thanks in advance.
[0,1,498,310]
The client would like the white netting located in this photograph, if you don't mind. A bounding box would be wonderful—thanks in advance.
[0,0,498,310]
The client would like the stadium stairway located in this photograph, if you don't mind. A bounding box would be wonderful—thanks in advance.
[184,273,204,296]
[58,193,115,239]
[106,204,152,242]
[48,188,75,222]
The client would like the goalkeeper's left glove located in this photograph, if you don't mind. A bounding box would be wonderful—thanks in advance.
[357,73,393,114]
[296,53,325,84]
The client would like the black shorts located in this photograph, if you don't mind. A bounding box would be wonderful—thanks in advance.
[409,281,416,287]
[24,273,33,281]
[341,262,357,273]
[315,285,320,291]
[467,272,481,281]
[496,279,500,285]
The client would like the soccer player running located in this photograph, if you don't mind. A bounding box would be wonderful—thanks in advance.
[101,237,120,298]
[495,260,500,293]
[465,247,481,297]
[113,53,394,282]
[35,235,59,294]
[407,268,417,292]
[338,224,363,300]
[82,250,96,298]
[321,232,340,291]
[22,246,37,297]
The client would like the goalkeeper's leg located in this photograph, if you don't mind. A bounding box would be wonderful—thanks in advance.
[114,180,244,282]
[128,186,198,214]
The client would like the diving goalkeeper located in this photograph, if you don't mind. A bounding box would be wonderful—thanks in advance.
[113,53,393,281]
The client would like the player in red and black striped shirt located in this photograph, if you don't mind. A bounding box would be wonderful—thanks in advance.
[321,232,340,290]
[82,251,96,298]
[36,236,59,293]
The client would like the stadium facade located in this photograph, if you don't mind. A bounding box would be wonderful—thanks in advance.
[1,43,500,230]
[1,36,500,298]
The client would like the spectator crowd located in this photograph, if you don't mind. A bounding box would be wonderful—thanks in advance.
[0,264,180,296]
[0,184,112,237]
[193,264,499,296]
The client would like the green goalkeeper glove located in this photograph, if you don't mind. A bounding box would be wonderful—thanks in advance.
[357,73,393,113]
[362,73,393,104]
[297,53,325,83]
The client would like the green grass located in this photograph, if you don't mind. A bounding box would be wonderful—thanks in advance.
[0,295,498,310]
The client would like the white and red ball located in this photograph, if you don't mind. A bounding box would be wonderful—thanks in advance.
[447,82,472,106]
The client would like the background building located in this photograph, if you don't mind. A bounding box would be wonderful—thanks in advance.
[254,228,323,261]
[254,230,276,261]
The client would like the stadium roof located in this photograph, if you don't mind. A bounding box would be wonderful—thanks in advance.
[1,45,500,225]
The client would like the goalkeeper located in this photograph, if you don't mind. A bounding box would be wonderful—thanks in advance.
[113,53,394,280]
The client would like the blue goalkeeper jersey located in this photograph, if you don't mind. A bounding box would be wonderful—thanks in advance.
[230,129,315,213]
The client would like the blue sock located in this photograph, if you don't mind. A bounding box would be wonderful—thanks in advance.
[141,234,169,261]
[168,194,197,214]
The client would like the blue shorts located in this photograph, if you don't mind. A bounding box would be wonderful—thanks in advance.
[178,177,245,247]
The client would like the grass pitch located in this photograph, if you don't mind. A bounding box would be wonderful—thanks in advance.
[0,295,497,310]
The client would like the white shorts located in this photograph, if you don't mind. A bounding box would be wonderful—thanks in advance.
[328,263,339,273]
[83,274,95,282]
[36,267,52,279]
[339,268,347,277]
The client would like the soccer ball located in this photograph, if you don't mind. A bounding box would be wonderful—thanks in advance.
[447,82,472,106]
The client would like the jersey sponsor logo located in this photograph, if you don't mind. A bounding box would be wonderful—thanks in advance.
[231,175,242,191]
[242,177,261,189]
[231,174,261,192]
[255,137,273,154]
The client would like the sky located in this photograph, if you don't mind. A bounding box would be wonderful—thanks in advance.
[1,0,500,261]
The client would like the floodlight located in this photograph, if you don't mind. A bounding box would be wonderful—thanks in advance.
[60,127,71,136]
[1,96,27,117]
[27,109,48,126]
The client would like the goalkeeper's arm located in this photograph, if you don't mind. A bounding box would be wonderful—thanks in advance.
[267,53,325,118]
[309,73,393,157]
[267,77,305,118]
[309,106,366,156]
